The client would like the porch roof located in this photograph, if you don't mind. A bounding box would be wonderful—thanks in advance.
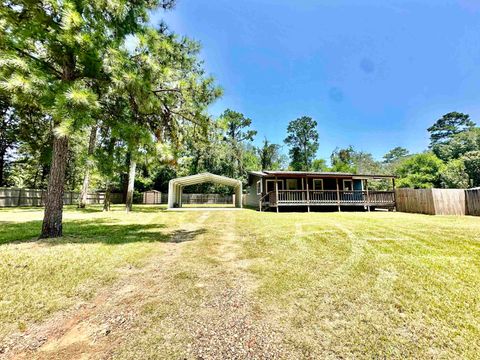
[249,170,395,179]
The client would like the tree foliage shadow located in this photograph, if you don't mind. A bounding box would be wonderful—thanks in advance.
[65,205,168,214]
[0,218,206,246]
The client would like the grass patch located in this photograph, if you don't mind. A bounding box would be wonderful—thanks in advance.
[0,205,186,338]
[234,211,480,358]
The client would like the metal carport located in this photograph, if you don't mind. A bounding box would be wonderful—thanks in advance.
[168,172,243,209]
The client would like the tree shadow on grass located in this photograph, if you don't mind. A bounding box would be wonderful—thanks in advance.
[69,205,168,214]
[0,218,206,246]
[62,204,167,214]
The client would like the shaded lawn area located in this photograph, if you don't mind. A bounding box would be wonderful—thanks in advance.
[0,206,479,358]
[0,205,193,338]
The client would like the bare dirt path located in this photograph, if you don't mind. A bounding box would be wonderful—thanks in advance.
[184,213,289,360]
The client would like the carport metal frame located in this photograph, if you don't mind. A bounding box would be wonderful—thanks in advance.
[168,172,243,209]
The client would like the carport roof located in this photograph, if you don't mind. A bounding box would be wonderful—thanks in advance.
[169,172,242,188]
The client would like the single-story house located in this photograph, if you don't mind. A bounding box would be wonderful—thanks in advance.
[246,171,396,212]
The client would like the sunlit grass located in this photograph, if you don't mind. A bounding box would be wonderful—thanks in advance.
[234,211,480,358]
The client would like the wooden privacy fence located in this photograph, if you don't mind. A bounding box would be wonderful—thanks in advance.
[160,193,234,205]
[466,189,480,216]
[396,188,479,216]
[180,193,234,205]
[0,188,122,207]
[1,188,234,207]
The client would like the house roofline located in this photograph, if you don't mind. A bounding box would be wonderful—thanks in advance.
[248,170,396,179]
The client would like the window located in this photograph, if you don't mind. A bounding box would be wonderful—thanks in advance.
[266,179,284,193]
[286,179,299,190]
[256,180,262,195]
[313,179,324,190]
[343,179,353,191]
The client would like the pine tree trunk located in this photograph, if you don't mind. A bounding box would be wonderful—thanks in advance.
[125,153,136,213]
[103,182,111,212]
[40,135,69,238]
[0,149,5,187]
[78,125,97,208]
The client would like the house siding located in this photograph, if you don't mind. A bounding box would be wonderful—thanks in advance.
[245,175,261,207]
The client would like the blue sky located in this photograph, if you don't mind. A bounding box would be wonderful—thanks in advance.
[153,0,480,161]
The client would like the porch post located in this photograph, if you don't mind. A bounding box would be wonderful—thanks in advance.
[275,176,279,213]
[392,177,396,212]
[365,179,370,212]
[336,178,341,212]
[306,176,310,212]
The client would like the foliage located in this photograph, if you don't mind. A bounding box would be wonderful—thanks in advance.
[383,146,409,163]
[218,109,257,180]
[428,112,475,146]
[433,127,480,162]
[440,159,469,189]
[330,146,382,174]
[284,116,319,171]
[0,0,181,235]
[330,146,356,172]
[311,158,328,171]
[395,152,444,188]
[462,151,480,187]
[428,112,476,159]
[7,108,52,188]
[256,138,285,170]
[0,96,19,186]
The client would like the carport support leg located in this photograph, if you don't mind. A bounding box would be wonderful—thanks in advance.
[168,181,174,208]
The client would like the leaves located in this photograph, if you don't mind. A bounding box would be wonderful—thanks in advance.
[395,152,444,189]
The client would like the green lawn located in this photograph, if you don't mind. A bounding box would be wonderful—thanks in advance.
[0,206,479,358]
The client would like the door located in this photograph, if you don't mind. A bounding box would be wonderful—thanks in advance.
[266,180,284,193]
[343,179,353,191]
[343,179,354,202]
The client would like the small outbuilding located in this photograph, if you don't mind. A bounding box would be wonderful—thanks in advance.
[168,173,243,209]
[143,190,162,204]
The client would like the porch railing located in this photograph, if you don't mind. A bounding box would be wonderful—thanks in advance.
[268,190,395,206]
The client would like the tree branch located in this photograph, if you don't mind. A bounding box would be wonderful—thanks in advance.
[152,88,181,94]
[10,45,63,78]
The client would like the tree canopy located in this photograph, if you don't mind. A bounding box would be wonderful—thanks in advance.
[284,116,319,171]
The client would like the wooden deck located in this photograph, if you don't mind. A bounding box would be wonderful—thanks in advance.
[260,190,396,211]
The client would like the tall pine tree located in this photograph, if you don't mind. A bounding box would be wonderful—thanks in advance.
[0,0,175,237]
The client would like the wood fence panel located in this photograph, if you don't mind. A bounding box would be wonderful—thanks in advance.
[181,193,234,205]
[396,188,472,216]
[395,188,435,214]
[432,189,465,216]
[0,187,109,207]
[466,189,480,216]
